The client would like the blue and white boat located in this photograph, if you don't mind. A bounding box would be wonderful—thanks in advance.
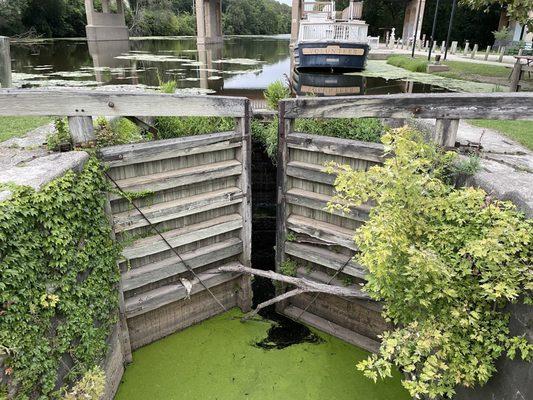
[295,1,371,71]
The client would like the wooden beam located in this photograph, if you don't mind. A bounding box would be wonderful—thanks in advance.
[281,93,533,119]
[121,213,243,261]
[287,214,358,251]
[287,133,385,163]
[108,160,242,201]
[282,305,380,353]
[125,264,242,318]
[286,188,370,222]
[286,161,335,185]
[113,187,243,233]
[68,116,95,146]
[121,238,243,291]
[276,102,294,312]
[0,90,247,117]
[235,100,253,312]
[99,131,241,167]
[286,241,366,279]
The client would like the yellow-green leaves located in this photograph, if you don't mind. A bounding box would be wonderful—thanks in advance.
[328,127,533,399]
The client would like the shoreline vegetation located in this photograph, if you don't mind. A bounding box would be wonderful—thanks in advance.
[386,55,533,91]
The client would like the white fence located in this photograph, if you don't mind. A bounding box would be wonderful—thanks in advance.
[299,21,369,43]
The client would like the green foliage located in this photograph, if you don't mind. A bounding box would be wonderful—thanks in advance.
[0,158,121,399]
[279,259,298,277]
[251,116,384,161]
[387,55,428,73]
[462,0,533,31]
[327,127,533,399]
[47,118,72,151]
[222,0,291,35]
[154,116,235,140]
[61,367,105,400]
[264,80,290,110]
[95,117,144,147]
[492,26,512,41]
[450,155,481,177]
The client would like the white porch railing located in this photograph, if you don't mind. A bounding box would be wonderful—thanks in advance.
[299,21,369,43]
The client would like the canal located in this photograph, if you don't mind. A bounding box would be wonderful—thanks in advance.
[10,35,449,99]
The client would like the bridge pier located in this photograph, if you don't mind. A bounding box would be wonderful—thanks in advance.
[402,0,426,43]
[196,0,223,45]
[85,0,129,42]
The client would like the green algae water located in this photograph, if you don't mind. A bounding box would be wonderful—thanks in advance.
[115,309,409,400]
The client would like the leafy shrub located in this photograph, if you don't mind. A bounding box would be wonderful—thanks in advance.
[95,117,143,147]
[61,367,105,400]
[264,80,290,110]
[327,127,533,399]
[492,26,512,42]
[387,55,428,73]
[47,118,72,151]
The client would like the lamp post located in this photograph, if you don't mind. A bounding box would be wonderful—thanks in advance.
[428,0,440,61]
[444,0,457,60]
[411,0,424,58]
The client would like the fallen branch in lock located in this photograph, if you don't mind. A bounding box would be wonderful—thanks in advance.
[217,265,370,321]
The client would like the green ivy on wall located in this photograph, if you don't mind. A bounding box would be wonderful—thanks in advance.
[327,127,533,399]
[0,158,120,399]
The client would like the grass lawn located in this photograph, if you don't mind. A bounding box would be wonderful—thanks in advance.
[470,120,533,150]
[115,308,410,400]
[0,116,51,142]
[387,55,530,89]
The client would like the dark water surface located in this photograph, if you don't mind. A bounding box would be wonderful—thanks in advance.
[10,36,448,99]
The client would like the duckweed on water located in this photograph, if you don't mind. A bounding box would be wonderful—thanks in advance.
[115,309,410,400]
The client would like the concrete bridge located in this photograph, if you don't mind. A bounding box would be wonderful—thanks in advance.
[83,0,426,46]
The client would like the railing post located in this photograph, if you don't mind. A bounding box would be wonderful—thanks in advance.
[434,118,459,147]
[68,116,95,147]
[235,100,253,313]
[498,47,506,62]
[510,59,522,92]
[276,101,294,313]
[484,45,490,60]
[0,36,12,88]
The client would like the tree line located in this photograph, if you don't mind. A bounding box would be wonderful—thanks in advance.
[0,0,292,38]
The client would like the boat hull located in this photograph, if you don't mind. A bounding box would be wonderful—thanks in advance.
[295,42,369,71]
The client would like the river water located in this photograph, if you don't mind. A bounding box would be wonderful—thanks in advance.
[10,35,449,102]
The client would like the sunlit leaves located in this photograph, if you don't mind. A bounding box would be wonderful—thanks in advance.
[328,127,533,399]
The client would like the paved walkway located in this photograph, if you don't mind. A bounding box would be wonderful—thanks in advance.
[457,121,533,217]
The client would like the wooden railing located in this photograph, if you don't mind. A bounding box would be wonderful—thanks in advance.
[299,21,369,42]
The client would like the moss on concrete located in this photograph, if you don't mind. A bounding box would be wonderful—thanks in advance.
[115,309,410,400]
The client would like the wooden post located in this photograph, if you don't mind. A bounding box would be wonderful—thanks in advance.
[498,46,505,62]
[68,116,95,147]
[509,59,522,92]
[275,101,294,313]
[235,100,252,312]
[470,44,478,59]
[434,118,459,147]
[484,45,490,60]
[0,37,11,88]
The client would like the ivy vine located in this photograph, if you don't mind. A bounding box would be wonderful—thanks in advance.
[327,127,533,399]
[0,158,120,399]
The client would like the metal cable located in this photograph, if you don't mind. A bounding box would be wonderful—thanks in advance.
[105,171,227,312]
